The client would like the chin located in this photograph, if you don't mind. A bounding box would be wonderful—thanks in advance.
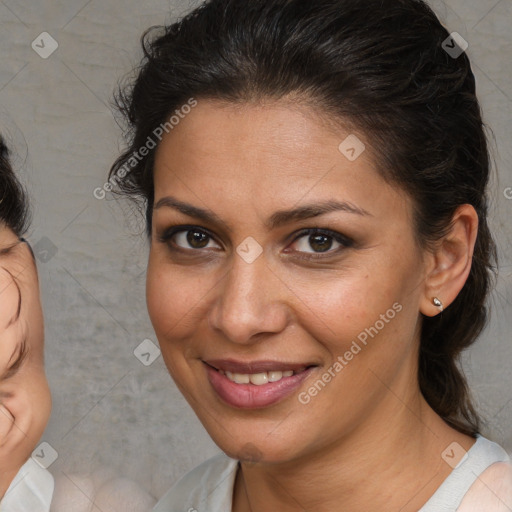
[206,421,308,465]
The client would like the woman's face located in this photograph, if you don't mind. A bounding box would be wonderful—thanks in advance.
[147,100,431,464]
[0,226,51,483]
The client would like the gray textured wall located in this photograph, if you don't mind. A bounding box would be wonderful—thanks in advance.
[0,0,511,500]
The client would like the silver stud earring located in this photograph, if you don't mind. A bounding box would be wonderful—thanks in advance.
[433,297,443,312]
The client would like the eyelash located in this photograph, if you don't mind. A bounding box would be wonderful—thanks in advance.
[158,225,354,260]
[2,339,27,381]
[287,228,354,259]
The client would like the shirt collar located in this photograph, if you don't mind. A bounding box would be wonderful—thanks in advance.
[1,457,54,512]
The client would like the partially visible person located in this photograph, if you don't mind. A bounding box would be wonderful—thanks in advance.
[0,134,53,511]
[0,135,156,512]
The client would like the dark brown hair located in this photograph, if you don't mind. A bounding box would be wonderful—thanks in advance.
[110,0,497,436]
[0,135,30,237]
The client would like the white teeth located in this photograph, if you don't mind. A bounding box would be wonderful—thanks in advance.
[268,371,283,382]
[223,369,301,385]
[233,373,250,384]
[249,373,269,386]
[225,371,250,384]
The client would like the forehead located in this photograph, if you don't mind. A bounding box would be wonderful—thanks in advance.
[152,100,412,223]
[155,99,350,176]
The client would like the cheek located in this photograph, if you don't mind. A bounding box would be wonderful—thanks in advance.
[0,372,50,453]
[146,254,211,358]
[34,386,52,441]
[23,367,52,427]
[282,264,420,386]
[146,254,182,336]
[0,402,15,443]
[282,269,396,347]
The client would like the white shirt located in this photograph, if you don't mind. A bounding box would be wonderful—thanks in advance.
[0,458,54,512]
[153,436,511,511]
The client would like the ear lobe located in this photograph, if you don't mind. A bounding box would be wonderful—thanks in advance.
[420,204,479,317]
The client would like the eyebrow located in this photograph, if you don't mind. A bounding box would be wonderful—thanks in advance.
[0,238,36,263]
[153,197,371,231]
[267,201,372,229]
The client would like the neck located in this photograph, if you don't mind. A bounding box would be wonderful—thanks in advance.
[233,390,475,512]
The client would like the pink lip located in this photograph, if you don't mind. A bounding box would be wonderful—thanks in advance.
[204,360,316,409]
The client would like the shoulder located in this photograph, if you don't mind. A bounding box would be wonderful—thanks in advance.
[421,436,511,512]
[154,453,238,512]
[457,461,512,511]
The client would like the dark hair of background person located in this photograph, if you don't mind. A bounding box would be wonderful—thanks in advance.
[109,0,498,437]
[0,135,30,238]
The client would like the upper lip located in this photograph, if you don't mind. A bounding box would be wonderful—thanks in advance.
[204,359,316,374]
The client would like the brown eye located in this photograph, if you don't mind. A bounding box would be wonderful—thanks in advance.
[289,229,352,256]
[161,226,222,252]
[308,234,333,253]
[186,230,210,249]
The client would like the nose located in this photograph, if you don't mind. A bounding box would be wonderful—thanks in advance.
[207,252,290,345]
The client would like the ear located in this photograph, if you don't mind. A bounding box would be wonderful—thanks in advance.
[420,204,479,317]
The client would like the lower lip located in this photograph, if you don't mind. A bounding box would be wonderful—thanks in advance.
[205,364,315,409]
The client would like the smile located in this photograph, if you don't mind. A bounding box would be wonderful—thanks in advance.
[203,360,316,409]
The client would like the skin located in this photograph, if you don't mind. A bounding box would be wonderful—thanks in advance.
[147,99,479,511]
[458,463,512,511]
[0,225,51,499]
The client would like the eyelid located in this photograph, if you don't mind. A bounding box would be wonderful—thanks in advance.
[1,339,27,381]
[159,225,223,248]
[158,224,354,258]
[288,227,354,248]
